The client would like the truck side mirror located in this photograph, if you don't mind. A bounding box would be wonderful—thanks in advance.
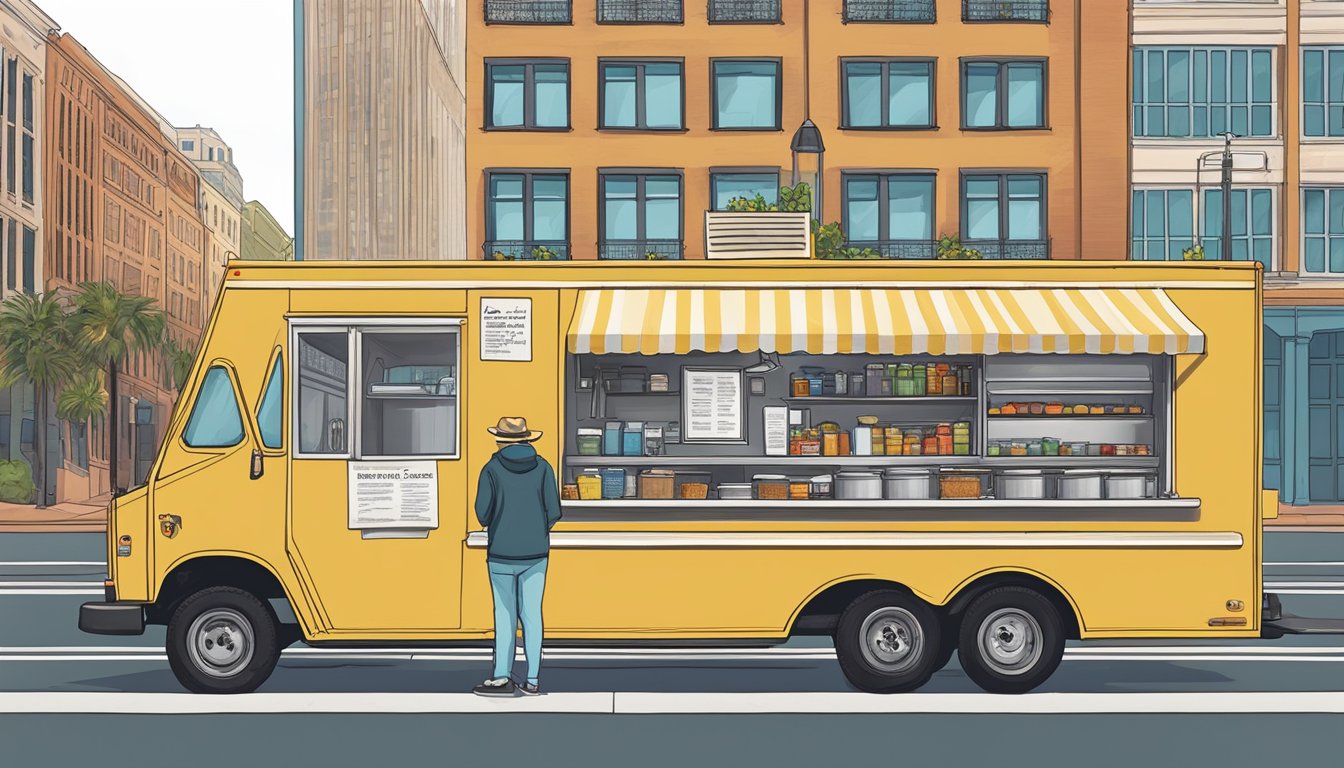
[250,449,265,480]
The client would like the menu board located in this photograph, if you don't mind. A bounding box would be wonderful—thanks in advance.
[348,461,439,530]
[480,297,532,361]
[682,368,744,442]
[763,406,789,456]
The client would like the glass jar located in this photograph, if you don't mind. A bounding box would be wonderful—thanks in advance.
[1041,437,1060,457]
[1010,441,1028,456]
[960,366,974,396]
[912,364,927,396]
[896,364,916,397]
[987,441,1002,457]
[926,365,942,396]
[942,369,959,397]
[1027,440,1044,456]
[936,423,953,455]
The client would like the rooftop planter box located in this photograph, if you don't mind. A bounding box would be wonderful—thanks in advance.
[705,211,812,260]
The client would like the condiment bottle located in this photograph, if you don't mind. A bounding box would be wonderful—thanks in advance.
[936,423,953,455]
[838,431,851,456]
[941,367,959,397]
[926,365,943,396]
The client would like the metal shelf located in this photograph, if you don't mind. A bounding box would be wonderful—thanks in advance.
[782,396,977,404]
[987,415,1152,421]
[566,456,1159,469]
[365,393,456,401]
[986,388,1154,397]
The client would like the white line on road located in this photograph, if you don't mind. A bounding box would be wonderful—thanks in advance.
[0,562,105,567]
[0,590,102,596]
[5,691,1344,715]
[0,581,104,587]
[1264,562,1344,567]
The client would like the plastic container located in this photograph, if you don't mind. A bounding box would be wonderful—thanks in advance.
[603,422,623,456]
[849,373,866,396]
[576,428,602,456]
[623,421,645,456]
[810,475,834,499]
[865,364,887,397]
[1042,437,1060,457]
[675,471,712,499]
[577,470,603,501]
[801,367,826,396]
[717,483,753,500]
[913,364,927,396]
[791,376,810,397]
[600,468,626,499]
[643,425,664,457]
[939,470,988,499]
[753,475,790,501]
[638,470,675,499]
[561,483,579,501]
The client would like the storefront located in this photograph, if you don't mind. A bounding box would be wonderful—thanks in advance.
[562,287,1203,511]
[1263,306,1344,505]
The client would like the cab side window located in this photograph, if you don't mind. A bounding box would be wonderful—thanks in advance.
[257,355,283,449]
[297,332,349,454]
[360,330,459,457]
[182,366,245,448]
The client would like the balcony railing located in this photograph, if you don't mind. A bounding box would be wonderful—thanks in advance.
[482,241,571,260]
[963,239,1052,259]
[843,0,935,23]
[963,0,1049,23]
[599,240,685,260]
[484,0,572,24]
[598,0,683,23]
[707,0,781,23]
[844,240,939,259]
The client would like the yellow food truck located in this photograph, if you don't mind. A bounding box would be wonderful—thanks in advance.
[78,259,1331,694]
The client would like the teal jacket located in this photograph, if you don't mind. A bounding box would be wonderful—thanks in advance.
[474,444,562,561]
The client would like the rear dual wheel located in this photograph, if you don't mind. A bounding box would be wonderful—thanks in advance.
[834,590,942,693]
[957,587,1065,695]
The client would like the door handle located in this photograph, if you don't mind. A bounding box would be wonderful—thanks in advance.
[250,449,265,480]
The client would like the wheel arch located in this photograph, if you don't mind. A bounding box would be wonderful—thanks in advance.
[942,567,1084,640]
[787,575,938,636]
[149,551,302,632]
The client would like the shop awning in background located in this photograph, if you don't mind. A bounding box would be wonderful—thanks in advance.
[566,288,1205,356]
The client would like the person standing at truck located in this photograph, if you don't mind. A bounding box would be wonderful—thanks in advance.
[472,416,562,696]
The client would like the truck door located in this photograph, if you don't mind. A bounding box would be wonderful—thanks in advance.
[287,321,465,633]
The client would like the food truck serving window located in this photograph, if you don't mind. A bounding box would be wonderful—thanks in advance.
[293,322,461,460]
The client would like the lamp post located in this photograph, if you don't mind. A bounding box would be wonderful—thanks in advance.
[127,396,139,489]
[1218,132,1236,261]
[791,120,825,222]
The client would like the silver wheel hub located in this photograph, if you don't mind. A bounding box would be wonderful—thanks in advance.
[977,608,1043,676]
[186,608,255,678]
[858,607,924,673]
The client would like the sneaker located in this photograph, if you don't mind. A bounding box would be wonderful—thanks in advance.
[473,678,516,697]
[518,681,541,696]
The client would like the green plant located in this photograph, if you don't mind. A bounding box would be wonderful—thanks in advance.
[1182,244,1206,261]
[645,251,668,260]
[778,183,812,213]
[936,233,984,260]
[0,458,35,504]
[811,220,846,259]
[161,336,198,392]
[0,292,80,507]
[56,373,108,426]
[726,193,774,212]
[491,250,509,261]
[531,245,560,261]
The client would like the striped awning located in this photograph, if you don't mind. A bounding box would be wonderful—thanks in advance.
[567,288,1205,356]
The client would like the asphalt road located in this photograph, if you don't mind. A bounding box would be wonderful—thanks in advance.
[3,531,1344,767]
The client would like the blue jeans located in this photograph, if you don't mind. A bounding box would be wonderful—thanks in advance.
[487,557,548,685]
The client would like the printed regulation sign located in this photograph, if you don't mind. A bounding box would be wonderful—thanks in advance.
[480,297,532,361]
[347,461,439,530]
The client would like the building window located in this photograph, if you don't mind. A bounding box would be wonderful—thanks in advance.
[599,172,683,259]
[843,173,936,258]
[1304,188,1344,274]
[962,59,1045,129]
[963,0,1047,23]
[1304,48,1344,138]
[485,171,570,260]
[1130,189,1194,262]
[484,0,572,24]
[1133,47,1274,138]
[1130,187,1272,268]
[181,139,194,151]
[597,0,682,24]
[843,0,935,23]
[961,173,1048,259]
[21,134,31,204]
[711,170,779,210]
[20,72,31,131]
[21,225,32,294]
[842,59,935,129]
[485,60,569,130]
[708,0,781,23]
[711,60,781,130]
[599,61,684,130]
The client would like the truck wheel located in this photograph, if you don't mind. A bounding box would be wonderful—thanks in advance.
[166,586,280,694]
[834,590,942,693]
[957,586,1064,694]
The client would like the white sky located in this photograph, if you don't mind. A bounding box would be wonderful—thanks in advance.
[38,0,295,234]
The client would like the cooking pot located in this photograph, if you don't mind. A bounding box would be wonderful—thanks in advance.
[835,471,882,500]
[1057,470,1102,500]
[998,470,1045,500]
[882,468,932,500]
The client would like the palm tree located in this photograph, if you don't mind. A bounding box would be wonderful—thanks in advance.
[70,282,165,496]
[161,336,198,393]
[0,293,80,507]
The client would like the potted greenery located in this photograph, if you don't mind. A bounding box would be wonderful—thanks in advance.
[706,183,814,260]
[811,221,883,260]
[1182,245,1206,261]
[936,234,984,260]
[531,245,560,261]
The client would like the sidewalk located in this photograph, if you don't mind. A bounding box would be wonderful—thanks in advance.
[0,496,109,533]
[1268,502,1344,528]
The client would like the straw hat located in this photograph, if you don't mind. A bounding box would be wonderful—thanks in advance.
[487,416,542,442]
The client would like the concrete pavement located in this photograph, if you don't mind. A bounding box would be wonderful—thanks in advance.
[0,497,107,533]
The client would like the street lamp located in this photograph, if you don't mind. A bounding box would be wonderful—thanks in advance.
[1195,132,1239,259]
[791,120,825,222]
[126,396,139,489]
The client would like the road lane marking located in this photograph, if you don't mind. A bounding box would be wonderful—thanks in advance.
[0,590,103,595]
[1264,562,1344,567]
[0,562,105,567]
[4,691,1344,715]
[0,581,105,587]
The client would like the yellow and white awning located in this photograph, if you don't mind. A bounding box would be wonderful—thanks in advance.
[567,288,1205,356]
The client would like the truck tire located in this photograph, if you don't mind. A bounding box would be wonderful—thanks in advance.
[834,589,942,693]
[957,586,1065,694]
[166,586,280,694]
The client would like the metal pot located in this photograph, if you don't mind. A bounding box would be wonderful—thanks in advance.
[1057,470,1103,500]
[882,468,931,500]
[835,471,882,500]
[1105,472,1150,499]
[998,470,1045,500]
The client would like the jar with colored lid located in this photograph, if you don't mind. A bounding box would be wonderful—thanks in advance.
[913,365,927,396]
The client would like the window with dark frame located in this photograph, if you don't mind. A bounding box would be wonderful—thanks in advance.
[485,171,570,260]
[599,171,684,259]
[710,170,780,210]
[711,59,782,130]
[842,173,936,259]
[961,172,1048,259]
[597,0,682,24]
[599,60,684,130]
[484,0,573,24]
[962,59,1046,130]
[485,59,570,130]
[842,59,935,129]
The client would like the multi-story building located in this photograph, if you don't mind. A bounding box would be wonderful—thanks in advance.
[45,33,208,499]
[296,0,467,260]
[240,199,293,261]
[466,0,1129,262]
[1129,0,1344,510]
[174,125,244,309]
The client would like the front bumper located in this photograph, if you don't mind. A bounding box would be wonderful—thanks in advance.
[79,601,146,636]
